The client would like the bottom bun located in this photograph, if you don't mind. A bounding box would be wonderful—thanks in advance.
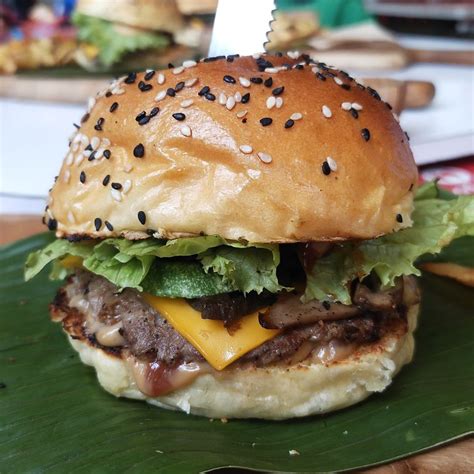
[66,304,419,420]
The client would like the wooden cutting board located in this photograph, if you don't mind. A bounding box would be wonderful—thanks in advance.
[0,215,472,473]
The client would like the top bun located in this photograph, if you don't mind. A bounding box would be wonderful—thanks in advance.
[47,54,417,243]
[75,0,184,33]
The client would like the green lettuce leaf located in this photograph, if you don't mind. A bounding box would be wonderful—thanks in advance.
[72,12,170,66]
[304,184,474,304]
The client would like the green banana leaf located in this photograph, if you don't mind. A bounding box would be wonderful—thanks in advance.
[1,234,473,473]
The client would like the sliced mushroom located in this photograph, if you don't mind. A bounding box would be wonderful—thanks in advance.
[259,293,360,330]
[353,278,404,311]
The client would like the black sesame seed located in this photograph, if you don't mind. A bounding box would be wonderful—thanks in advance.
[138,211,146,225]
[223,75,236,84]
[357,83,366,90]
[341,83,351,91]
[150,107,160,117]
[105,91,112,97]
[47,218,57,231]
[198,86,210,96]
[325,72,336,78]
[241,93,250,104]
[175,81,185,91]
[203,55,225,63]
[242,118,247,123]
[350,108,359,119]
[284,119,294,129]
[172,113,186,121]
[166,88,176,97]
[322,301,331,310]
[105,220,114,231]
[81,113,90,123]
[138,116,151,126]
[322,161,331,176]
[109,102,119,112]
[250,77,263,84]
[226,54,239,62]
[168,63,174,69]
[316,72,326,81]
[264,77,273,88]
[80,171,86,183]
[103,149,111,159]
[85,144,93,151]
[73,123,80,129]
[144,70,155,81]
[94,117,104,131]
[295,64,304,70]
[260,117,272,126]
[275,52,283,57]
[133,143,145,158]
[135,111,146,121]
[367,86,381,100]
[385,102,393,110]
[138,81,153,92]
[146,228,155,236]
[124,72,137,84]
[88,151,97,161]
[405,131,410,141]
[396,214,403,223]
[272,86,284,96]
[111,182,122,190]
[102,174,110,186]
[361,128,371,141]
[94,218,102,231]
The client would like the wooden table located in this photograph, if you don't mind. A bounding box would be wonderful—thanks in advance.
[1,214,472,473]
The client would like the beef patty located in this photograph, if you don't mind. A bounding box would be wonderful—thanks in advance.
[52,270,411,367]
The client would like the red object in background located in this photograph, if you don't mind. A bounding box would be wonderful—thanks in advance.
[420,157,474,195]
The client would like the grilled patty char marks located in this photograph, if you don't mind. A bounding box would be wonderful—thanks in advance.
[54,271,410,367]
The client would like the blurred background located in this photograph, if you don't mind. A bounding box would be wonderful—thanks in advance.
[0,0,473,240]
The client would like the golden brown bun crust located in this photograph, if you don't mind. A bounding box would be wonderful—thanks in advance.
[48,54,417,243]
[75,0,183,33]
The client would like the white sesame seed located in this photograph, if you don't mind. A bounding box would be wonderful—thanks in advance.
[287,50,300,59]
[180,125,192,137]
[252,53,261,59]
[67,210,75,223]
[75,154,85,166]
[334,77,343,85]
[239,145,253,154]
[73,133,82,143]
[290,112,303,121]
[185,77,198,87]
[326,156,337,171]
[257,152,272,163]
[234,91,242,103]
[352,102,363,111]
[155,90,167,102]
[65,153,74,165]
[46,208,53,220]
[266,96,276,109]
[72,142,79,152]
[63,170,71,183]
[122,179,132,194]
[289,450,300,456]
[111,189,122,202]
[322,105,332,118]
[265,67,279,73]
[218,93,227,105]
[83,149,93,158]
[226,96,236,110]
[91,136,100,149]
[239,77,251,87]
[183,60,197,69]
[157,73,165,85]
[236,109,247,118]
[80,135,89,147]
[112,87,125,95]
[123,163,133,173]
[95,148,104,159]
[180,99,194,108]
[48,195,53,206]
[101,138,111,147]
[87,97,96,112]
[311,67,319,74]
[172,66,184,75]
[275,97,283,109]
[341,102,352,111]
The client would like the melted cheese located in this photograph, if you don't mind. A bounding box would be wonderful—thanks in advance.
[143,294,280,370]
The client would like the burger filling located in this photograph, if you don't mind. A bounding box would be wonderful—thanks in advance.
[25,183,474,396]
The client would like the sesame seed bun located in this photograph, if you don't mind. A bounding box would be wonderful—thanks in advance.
[64,302,418,420]
[75,0,184,34]
[47,54,417,243]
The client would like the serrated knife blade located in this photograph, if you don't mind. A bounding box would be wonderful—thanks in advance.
[208,0,276,57]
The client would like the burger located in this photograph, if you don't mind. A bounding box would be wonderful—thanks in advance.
[25,54,473,419]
